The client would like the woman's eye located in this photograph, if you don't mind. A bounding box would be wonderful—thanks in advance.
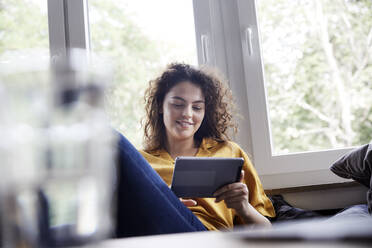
[172,104,184,108]
[193,106,202,111]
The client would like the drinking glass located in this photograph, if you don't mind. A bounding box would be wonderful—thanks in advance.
[0,49,116,247]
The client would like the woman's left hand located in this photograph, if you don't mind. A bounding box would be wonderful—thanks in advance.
[213,170,271,227]
[213,170,249,217]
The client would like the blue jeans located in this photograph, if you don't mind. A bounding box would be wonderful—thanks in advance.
[115,132,206,237]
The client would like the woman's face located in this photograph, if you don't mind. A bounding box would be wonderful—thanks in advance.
[162,81,205,144]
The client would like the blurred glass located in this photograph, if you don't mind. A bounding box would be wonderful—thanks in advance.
[257,0,372,154]
[0,50,116,247]
[0,52,51,247]
[89,0,198,148]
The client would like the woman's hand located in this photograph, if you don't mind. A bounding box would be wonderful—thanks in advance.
[213,170,249,216]
[213,170,271,227]
[179,198,197,207]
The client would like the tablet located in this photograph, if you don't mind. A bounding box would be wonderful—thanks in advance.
[170,157,244,198]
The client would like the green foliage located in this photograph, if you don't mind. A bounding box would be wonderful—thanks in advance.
[89,0,196,148]
[0,0,48,53]
[1,0,370,153]
[258,0,372,154]
[89,1,163,148]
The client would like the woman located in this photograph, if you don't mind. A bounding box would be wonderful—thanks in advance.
[140,63,275,231]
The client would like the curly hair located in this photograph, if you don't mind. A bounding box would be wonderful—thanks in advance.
[143,63,237,151]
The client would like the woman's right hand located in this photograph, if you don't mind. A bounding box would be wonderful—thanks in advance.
[180,198,197,207]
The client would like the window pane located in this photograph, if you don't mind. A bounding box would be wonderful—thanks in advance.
[0,0,49,60]
[89,0,198,148]
[257,0,372,154]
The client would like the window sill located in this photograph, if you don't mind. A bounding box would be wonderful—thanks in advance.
[265,181,361,195]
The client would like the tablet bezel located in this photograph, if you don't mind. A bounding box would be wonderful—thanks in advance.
[170,156,244,198]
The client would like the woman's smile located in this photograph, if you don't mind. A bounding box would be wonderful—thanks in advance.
[176,120,194,128]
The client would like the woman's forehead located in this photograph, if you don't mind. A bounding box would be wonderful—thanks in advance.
[166,81,205,102]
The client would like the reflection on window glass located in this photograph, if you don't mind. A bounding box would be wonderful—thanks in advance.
[0,0,49,60]
[257,0,372,154]
[89,0,197,148]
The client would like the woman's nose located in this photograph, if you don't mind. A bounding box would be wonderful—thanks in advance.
[182,105,192,117]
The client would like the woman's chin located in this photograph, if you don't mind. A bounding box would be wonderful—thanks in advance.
[173,133,195,141]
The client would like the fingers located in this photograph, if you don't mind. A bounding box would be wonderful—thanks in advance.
[212,174,250,215]
[213,182,248,202]
[213,182,247,197]
[180,198,197,207]
[215,190,248,204]
[214,185,249,215]
[216,190,249,214]
[213,170,244,197]
[215,189,248,203]
[240,170,245,182]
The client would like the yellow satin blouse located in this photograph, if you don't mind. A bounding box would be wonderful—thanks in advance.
[140,138,275,230]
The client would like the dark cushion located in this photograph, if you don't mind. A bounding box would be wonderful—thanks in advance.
[269,195,321,222]
[330,143,372,214]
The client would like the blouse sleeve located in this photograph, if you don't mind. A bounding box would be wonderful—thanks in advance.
[235,145,276,219]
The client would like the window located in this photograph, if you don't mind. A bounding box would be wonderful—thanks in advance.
[257,0,372,155]
[192,0,372,188]
[38,0,371,189]
[88,0,198,148]
[0,0,49,61]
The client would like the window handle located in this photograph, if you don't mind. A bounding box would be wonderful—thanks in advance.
[201,34,209,64]
[245,27,253,56]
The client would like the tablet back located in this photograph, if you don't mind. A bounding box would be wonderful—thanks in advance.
[171,157,244,198]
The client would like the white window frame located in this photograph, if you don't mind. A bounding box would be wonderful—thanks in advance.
[193,0,353,189]
[52,0,354,189]
[47,0,89,59]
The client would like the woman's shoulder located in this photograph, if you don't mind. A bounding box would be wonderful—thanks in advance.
[202,138,245,157]
[139,148,154,155]
[139,148,164,160]
[225,140,243,150]
[139,149,152,160]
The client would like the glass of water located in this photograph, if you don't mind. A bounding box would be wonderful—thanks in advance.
[0,49,117,247]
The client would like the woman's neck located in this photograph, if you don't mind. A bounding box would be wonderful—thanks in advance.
[165,137,199,160]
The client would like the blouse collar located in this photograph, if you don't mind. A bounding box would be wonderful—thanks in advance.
[150,137,218,158]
